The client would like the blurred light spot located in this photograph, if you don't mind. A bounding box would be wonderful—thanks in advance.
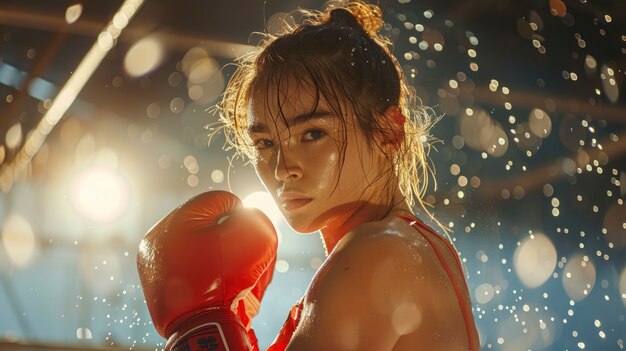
[168,71,182,87]
[211,169,224,183]
[450,164,460,175]
[97,31,113,50]
[470,176,481,188]
[562,254,596,301]
[182,47,208,77]
[170,97,184,113]
[276,259,289,273]
[146,102,160,118]
[458,175,467,187]
[467,32,479,45]
[549,0,567,17]
[187,174,198,187]
[529,10,544,31]
[513,185,526,200]
[500,189,511,200]
[475,283,495,304]
[391,302,422,335]
[188,57,217,84]
[76,327,92,339]
[310,257,323,269]
[0,146,4,164]
[1,214,37,268]
[188,85,204,100]
[65,4,83,24]
[112,12,129,30]
[183,155,199,174]
[243,191,283,226]
[528,108,552,138]
[69,164,129,223]
[514,233,557,288]
[584,55,597,74]
[111,76,123,87]
[459,108,507,157]
[124,35,164,77]
[452,135,464,149]
[5,123,22,149]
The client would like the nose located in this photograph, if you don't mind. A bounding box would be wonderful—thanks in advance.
[274,144,303,183]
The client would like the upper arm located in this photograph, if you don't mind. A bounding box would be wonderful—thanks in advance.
[285,230,434,350]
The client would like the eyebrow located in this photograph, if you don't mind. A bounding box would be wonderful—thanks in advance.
[248,110,334,133]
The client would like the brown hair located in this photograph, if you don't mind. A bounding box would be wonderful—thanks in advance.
[210,1,451,235]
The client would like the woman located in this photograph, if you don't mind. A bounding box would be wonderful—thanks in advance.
[213,1,480,349]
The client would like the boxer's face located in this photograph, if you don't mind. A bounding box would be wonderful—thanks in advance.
[247,78,386,235]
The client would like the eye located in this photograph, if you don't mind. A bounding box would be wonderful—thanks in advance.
[303,129,326,141]
[253,138,273,149]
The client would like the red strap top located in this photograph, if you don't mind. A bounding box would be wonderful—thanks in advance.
[397,215,478,350]
[266,296,304,351]
[267,215,477,351]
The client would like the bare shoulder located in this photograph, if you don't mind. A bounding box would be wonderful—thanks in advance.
[308,216,439,299]
[287,219,438,349]
[286,217,475,350]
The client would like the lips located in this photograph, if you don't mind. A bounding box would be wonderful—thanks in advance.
[278,190,312,211]
[281,198,313,211]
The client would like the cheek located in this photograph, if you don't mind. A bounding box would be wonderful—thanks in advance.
[312,146,342,193]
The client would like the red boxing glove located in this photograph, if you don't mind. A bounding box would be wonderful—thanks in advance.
[237,255,277,350]
[137,191,278,351]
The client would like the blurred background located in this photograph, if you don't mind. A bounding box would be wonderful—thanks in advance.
[0,0,625,350]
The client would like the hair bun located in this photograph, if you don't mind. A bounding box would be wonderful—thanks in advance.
[328,2,383,36]
[329,7,361,29]
[346,2,383,36]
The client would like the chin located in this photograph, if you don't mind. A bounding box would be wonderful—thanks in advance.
[283,216,319,235]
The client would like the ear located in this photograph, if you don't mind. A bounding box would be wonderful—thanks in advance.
[375,105,405,152]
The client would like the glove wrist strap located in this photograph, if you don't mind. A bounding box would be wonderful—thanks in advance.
[165,307,250,351]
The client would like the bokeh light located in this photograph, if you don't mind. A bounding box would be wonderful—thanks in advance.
[513,233,557,288]
[5,123,22,149]
[1,213,38,268]
[65,4,83,24]
[243,191,284,227]
[124,35,165,77]
[69,164,130,223]
[562,253,596,302]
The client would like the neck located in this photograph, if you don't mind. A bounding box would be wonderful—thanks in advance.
[318,188,414,255]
